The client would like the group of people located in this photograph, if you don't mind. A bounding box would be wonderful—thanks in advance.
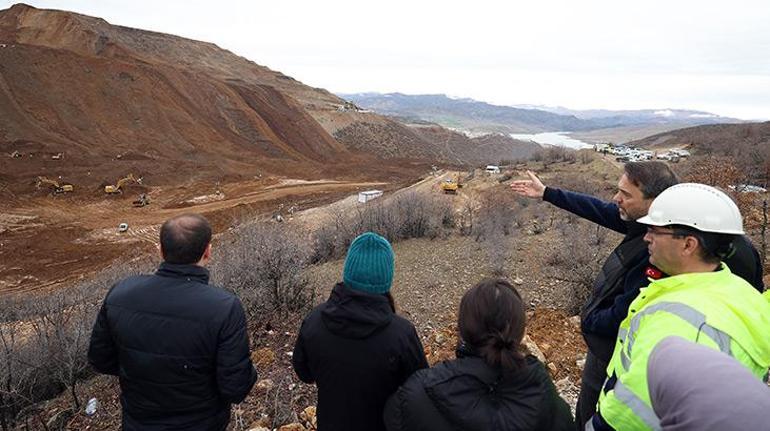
[87,160,770,431]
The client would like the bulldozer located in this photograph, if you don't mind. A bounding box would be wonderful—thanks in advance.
[440,173,462,194]
[132,193,150,207]
[36,176,74,195]
[105,173,140,194]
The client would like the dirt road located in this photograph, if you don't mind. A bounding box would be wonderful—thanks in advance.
[0,177,391,293]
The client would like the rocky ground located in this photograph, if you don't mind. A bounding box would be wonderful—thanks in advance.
[33,226,589,430]
[22,160,627,430]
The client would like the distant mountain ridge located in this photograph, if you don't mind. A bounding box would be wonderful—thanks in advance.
[513,105,742,125]
[342,93,741,134]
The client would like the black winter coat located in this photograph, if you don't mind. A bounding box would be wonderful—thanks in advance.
[293,283,429,431]
[88,263,257,431]
[384,355,574,431]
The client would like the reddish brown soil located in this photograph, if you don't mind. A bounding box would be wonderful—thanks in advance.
[0,162,428,293]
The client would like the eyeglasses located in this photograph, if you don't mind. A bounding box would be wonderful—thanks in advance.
[646,227,688,238]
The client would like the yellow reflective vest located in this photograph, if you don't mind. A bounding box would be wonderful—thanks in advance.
[596,264,770,430]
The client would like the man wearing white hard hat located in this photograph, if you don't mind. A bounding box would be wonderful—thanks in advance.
[588,183,770,431]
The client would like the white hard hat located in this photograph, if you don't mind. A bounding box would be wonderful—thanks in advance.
[636,183,744,235]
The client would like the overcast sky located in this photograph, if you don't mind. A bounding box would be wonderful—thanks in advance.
[4,0,770,120]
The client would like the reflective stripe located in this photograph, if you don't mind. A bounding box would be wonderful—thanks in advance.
[626,301,733,357]
[621,348,631,370]
[614,381,662,431]
[700,324,733,356]
[584,418,596,431]
[617,327,631,370]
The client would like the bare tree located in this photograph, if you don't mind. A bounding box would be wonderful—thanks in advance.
[214,223,314,319]
[549,222,613,314]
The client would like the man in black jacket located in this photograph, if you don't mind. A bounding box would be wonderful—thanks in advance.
[510,162,764,430]
[88,213,257,431]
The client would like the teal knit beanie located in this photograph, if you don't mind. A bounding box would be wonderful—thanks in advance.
[343,232,394,294]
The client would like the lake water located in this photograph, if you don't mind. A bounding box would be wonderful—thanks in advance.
[509,132,593,150]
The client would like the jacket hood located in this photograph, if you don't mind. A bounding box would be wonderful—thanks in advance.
[423,356,549,430]
[321,283,394,339]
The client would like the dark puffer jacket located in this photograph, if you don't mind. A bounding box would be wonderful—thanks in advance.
[293,283,428,431]
[384,355,574,431]
[88,263,257,431]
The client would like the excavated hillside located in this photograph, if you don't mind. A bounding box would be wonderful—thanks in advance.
[0,3,541,293]
[0,3,537,194]
[0,3,355,194]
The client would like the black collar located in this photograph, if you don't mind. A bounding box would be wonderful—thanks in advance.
[627,220,648,238]
[156,262,210,283]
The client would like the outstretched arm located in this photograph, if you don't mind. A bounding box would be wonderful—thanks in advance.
[512,170,627,233]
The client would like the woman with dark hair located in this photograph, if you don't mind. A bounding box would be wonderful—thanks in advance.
[384,279,574,431]
[292,232,428,431]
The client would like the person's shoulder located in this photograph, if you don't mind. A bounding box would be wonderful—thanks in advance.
[390,313,419,333]
[105,273,153,300]
[202,282,239,300]
[400,361,445,389]
[297,302,327,332]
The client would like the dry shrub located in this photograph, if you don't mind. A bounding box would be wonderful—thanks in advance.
[311,191,453,263]
[0,261,148,431]
[548,221,614,314]
[530,146,578,168]
[472,188,522,276]
[685,156,769,263]
[213,223,314,320]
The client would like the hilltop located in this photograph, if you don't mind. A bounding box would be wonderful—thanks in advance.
[0,3,537,292]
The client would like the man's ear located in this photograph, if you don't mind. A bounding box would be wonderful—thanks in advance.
[201,243,212,261]
[681,236,700,257]
[157,243,164,260]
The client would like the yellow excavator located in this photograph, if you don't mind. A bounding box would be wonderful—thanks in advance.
[440,173,462,194]
[105,173,140,194]
[36,176,74,194]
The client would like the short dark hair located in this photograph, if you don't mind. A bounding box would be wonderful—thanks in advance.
[670,225,736,264]
[458,278,526,371]
[160,213,212,264]
[624,161,679,199]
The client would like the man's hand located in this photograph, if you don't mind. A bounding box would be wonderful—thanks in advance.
[510,170,546,199]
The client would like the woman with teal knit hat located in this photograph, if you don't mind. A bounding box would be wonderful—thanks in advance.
[292,232,428,431]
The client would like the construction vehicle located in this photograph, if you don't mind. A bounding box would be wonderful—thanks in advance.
[105,173,140,194]
[440,173,463,194]
[132,193,150,207]
[36,176,74,194]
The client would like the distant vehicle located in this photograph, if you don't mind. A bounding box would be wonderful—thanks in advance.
[441,178,458,194]
[671,148,691,157]
[615,156,630,163]
[51,152,63,160]
[132,193,150,207]
[105,173,140,194]
[358,190,383,203]
[485,165,501,174]
[36,176,74,194]
[729,184,767,193]
[117,223,129,233]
